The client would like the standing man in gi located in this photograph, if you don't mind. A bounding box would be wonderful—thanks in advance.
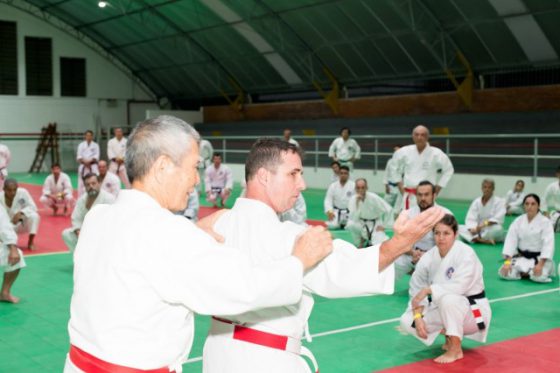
[324,166,355,229]
[40,163,75,216]
[328,127,361,171]
[390,125,454,212]
[107,127,130,188]
[202,138,445,373]
[205,153,233,208]
[76,130,100,196]
[64,115,333,373]
[198,138,214,193]
[283,128,299,147]
[1,179,40,250]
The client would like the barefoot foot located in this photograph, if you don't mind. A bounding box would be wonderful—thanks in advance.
[434,349,463,364]
[0,293,20,304]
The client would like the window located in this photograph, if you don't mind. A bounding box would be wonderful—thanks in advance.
[0,20,17,95]
[25,36,52,95]
[60,57,86,97]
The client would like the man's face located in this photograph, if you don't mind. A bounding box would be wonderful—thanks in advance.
[114,128,123,139]
[482,181,494,198]
[98,161,107,176]
[52,166,61,177]
[355,180,367,198]
[85,132,93,142]
[266,151,306,213]
[339,168,349,183]
[331,163,340,174]
[514,181,524,192]
[213,155,222,167]
[3,183,17,200]
[167,141,200,211]
[85,176,100,196]
[341,129,350,140]
[412,126,429,148]
[416,184,435,210]
[283,129,291,140]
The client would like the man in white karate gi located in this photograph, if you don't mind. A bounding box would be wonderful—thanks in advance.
[504,179,525,215]
[176,189,200,222]
[97,160,121,198]
[202,138,445,373]
[400,214,491,364]
[383,145,401,208]
[328,127,361,171]
[0,141,10,190]
[0,206,25,304]
[76,130,100,196]
[395,181,453,280]
[390,125,454,212]
[542,165,560,232]
[279,193,307,226]
[1,179,40,250]
[40,163,75,216]
[345,178,393,247]
[283,128,299,147]
[62,173,115,252]
[64,115,333,373]
[198,138,214,193]
[459,179,506,244]
[107,127,130,188]
[205,153,233,207]
[324,166,355,229]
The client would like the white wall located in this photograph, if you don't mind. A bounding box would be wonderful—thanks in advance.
[0,3,157,172]
[223,163,554,202]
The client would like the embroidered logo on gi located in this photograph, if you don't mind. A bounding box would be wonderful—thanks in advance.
[446,267,455,279]
[18,198,26,207]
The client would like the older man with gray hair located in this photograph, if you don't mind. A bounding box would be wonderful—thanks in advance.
[64,115,333,373]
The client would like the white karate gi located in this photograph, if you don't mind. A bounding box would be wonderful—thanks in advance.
[345,191,393,246]
[390,144,454,211]
[198,140,214,192]
[0,206,26,272]
[40,172,75,211]
[459,196,506,243]
[500,213,555,283]
[203,198,394,373]
[65,190,305,373]
[76,141,100,196]
[394,204,453,280]
[176,190,199,221]
[107,137,130,188]
[205,164,233,204]
[61,190,115,252]
[504,190,525,215]
[542,181,560,232]
[328,137,361,171]
[383,157,400,207]
[324,180,355,229]
[0,143,10,190]
[0,188,40,236]
[279,194,307,225]
[288,138,299,147]
[99,172,121,198]
[400,240,491,346]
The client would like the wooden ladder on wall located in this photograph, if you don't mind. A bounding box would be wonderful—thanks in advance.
[29,123,60,172]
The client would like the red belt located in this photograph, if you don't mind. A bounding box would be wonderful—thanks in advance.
[212,316,294,351]
[69,345,174,373]
[404,188,417,209]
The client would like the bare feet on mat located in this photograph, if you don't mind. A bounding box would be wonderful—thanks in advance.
[0,293,20,304]
[434,349,463,364]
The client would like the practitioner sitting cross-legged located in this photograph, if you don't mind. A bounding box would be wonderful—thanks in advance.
[400,214,491,364]
[499,193,555,283]
[459,178,505,245]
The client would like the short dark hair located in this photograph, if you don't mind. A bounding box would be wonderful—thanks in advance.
[523,193,540,206]
[339,165,350,172]
[51,163,61,169]
[245,138,303,182]
[417,180,435,194]
[435,214,458,234]
[212,153,222,159]
[516,179,525,185]
[83,173,99,182]
[85,130,93,135]
[340,127,351,135]
[330,161,340,167]
[3,178,17,189]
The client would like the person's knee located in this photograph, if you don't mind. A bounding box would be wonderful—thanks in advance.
[437,294,466,313]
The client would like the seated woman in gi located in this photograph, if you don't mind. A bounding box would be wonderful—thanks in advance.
[400,214,491,364]
[499,193,555,283]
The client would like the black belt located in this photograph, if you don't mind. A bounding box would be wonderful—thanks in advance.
[467,291,486,330]
[517,249,540,264]
[387,181,398,187]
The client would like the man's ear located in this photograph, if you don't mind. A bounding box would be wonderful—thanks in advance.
[152,155,173,184]
[255,167,268,186]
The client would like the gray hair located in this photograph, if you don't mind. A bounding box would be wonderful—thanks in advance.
[126,115,200,182]
[482,178,495,188]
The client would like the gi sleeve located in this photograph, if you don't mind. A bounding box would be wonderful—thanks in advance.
[502,217,520,258]
[324,183,335,213]
[436,151,454,188]
[540,217,555,260]
[408,253,431,307]
[328,138,338,158]
[465,200,480,229]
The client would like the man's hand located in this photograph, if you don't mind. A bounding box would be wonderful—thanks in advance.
[398,182,404,195]
[197,209,227,243]
[385,185,390,194]
[469,227,479,235]
[533,262,544,277]
[11,212,24,225]
[500,263,511,277]
[8,245,20,266]
[292,226,333,271]
[74,229,81,237]
[415,317,428,339]
[393,207,445,248]
[326,211,335,221]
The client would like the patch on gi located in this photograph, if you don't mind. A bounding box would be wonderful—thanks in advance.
[18,198,26,207]
[346,191,352,197]
[446,266,455,279]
